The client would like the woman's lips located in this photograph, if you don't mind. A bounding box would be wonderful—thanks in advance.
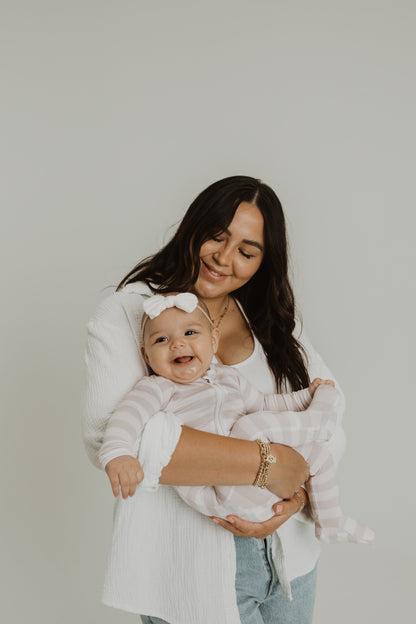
[201,260,229,281]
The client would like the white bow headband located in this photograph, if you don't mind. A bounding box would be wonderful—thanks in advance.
[141,293,213,339]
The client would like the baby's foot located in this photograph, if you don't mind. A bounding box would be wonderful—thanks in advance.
[316,516,375,545]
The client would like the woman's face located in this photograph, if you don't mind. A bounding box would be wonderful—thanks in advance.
[195,201,264,301]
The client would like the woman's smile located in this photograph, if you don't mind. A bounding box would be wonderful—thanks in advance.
[200,260,230,280]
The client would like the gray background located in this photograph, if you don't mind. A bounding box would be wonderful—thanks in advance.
[1,1,414,622]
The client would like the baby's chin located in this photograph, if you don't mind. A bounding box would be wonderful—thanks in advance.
[168,362,209,384]
[171,368,206,384]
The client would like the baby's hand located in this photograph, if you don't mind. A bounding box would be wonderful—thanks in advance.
[105,455,144,499]
[308,377,335,397]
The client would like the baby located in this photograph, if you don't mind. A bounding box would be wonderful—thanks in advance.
[99,292,374,544]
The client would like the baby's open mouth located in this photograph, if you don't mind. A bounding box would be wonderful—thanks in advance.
[173,356,194,364]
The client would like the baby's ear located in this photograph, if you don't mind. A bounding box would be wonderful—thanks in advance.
[140,345,150,365]
[211,327,220,353]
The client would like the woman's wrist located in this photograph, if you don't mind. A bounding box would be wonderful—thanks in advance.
[267,443,310,499]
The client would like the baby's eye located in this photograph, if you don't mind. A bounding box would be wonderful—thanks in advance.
[185,330,197,336]
[154,336,168,344]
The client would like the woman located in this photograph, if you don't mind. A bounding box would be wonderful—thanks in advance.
[83,176,346,624]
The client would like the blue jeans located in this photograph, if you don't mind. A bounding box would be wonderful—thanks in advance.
[141,535,317,624]
[234,535,317,623]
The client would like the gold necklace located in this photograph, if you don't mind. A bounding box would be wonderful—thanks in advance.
[212,296,230,329]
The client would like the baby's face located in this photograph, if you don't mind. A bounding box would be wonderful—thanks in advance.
[141,307,219,384]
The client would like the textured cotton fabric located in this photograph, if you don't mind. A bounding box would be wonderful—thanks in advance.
[83,282,346,623]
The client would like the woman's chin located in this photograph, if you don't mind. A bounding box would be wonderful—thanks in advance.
[194,275,229,300]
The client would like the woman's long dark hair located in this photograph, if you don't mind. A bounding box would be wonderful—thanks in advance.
[117,176,309,391]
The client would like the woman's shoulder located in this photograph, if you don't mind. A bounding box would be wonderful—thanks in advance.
[88,282,153,328]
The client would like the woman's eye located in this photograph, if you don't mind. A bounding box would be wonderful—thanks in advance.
[154,336,167,344]
[239,249,253,259]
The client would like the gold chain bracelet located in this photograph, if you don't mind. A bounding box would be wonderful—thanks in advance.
[294,488,305,512]
[253,440,277,489]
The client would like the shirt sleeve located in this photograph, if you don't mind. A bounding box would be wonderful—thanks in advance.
[263,387,312,412]
[82,290,149,469]
[235,368,311,413]
[98,377,169,469]
[295,322,347,468]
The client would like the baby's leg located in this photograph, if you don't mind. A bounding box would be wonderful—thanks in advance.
[304,442,375,544]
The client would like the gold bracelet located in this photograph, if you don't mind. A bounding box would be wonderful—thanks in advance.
[294,488,305,512]
[253,440,277,489]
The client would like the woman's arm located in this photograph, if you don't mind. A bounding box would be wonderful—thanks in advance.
[82,291,149,468]
[160,427,309,499]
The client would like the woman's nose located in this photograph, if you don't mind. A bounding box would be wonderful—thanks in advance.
[213,243,231,265]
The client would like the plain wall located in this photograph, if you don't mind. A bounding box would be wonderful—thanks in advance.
[1,1,414,622]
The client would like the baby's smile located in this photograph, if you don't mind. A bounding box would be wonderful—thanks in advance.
[141,304,219,384]
[172,355,195,364]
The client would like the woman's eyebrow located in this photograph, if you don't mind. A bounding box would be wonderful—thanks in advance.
[242,239,263,251]
[223,227,264,251]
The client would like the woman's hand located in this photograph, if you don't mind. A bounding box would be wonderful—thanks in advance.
[210,489,309,539]
[267,443,310,499]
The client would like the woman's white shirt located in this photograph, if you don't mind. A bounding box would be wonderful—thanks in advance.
[83,283,346,623]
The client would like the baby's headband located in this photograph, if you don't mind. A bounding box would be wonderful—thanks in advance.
[141,293,213,340]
